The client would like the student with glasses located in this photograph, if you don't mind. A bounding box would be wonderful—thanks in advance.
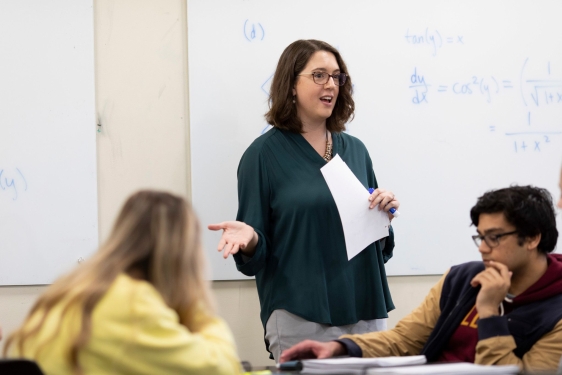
[281,185,562,372]
[209,39,400,362]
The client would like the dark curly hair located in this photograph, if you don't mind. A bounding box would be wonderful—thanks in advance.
[264,39,355,133]
[470,185,558,254]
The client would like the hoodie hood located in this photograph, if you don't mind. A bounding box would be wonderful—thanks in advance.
[512,253,562,306]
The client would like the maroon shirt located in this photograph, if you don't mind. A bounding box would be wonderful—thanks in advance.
[437,254,562,363]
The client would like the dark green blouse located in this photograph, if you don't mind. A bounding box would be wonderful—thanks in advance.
[233,128,395,328]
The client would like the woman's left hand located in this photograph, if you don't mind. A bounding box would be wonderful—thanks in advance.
[369,188,400,220]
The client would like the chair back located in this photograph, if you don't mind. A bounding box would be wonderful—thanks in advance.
[0,359,45,375]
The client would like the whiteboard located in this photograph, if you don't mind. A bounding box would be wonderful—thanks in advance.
[188,0,562,279]
[0,0,97,285]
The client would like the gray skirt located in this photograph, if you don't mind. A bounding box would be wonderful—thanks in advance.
[265,309,387,362]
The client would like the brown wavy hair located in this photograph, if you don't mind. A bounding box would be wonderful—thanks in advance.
[4,190,215,374]
[265,39,355,133]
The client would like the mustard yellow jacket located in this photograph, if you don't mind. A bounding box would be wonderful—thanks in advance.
[11,274,240,375]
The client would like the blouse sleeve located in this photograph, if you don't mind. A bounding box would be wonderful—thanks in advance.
[233,144,272,276]
[382,226,395,263]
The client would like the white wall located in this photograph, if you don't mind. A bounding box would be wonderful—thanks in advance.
[0,0,440,367]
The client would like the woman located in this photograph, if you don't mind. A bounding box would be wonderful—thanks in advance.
[5,191,240,375]
[208,39,400,361]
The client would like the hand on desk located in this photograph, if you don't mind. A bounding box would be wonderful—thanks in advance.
[208,221,258,259]
[470,260,512,319]
[279,340,346,363]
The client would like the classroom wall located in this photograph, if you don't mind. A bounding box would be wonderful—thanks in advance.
[0,0,440,367]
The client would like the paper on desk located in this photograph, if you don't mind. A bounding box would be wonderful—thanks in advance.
[367,362,520,374]
[321,154,390,260]
[299,355,426,374]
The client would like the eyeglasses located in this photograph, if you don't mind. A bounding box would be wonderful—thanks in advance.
[298,72,348,86]
[471,230,518,248]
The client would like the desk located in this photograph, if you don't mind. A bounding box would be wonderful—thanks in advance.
[248,365,559,375]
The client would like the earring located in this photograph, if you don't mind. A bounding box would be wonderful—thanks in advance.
[292,95,296,104]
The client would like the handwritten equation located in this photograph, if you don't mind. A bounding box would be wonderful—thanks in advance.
[408,59,562,153]
[409,68,510,104]
[492,116,562,154]
[0,168,27,201]
[510,136,559,153]
[521,59,562,107]
[405,28,464,57]
[409,60,562,107]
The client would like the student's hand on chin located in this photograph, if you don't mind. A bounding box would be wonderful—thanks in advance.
[470,260,512,319]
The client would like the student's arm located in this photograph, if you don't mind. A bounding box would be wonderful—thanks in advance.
[472,260,562,370]
[102,283,240,375]
[339,271,447,357]
[476,318,562,371]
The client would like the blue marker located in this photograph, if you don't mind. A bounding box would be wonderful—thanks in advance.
[369,188,400,217]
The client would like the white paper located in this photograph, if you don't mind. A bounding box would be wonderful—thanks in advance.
[297,355,426,374]
[367,363,520,375]
[321,154,390,260]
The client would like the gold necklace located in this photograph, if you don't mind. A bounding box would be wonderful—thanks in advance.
[323,130,332,162]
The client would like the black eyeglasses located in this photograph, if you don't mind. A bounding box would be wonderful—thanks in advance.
[472,230,518,248]
[298,71,348,86]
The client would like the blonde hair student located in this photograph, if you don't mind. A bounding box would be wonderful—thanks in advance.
[4,190,240,375]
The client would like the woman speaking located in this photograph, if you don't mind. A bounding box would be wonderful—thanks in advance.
[209,39,400,362]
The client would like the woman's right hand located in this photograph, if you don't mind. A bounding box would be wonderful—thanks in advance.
[208,221,258,259]
[279,340,346,362]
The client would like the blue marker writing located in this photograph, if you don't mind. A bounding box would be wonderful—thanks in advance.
[369,188,400,217]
